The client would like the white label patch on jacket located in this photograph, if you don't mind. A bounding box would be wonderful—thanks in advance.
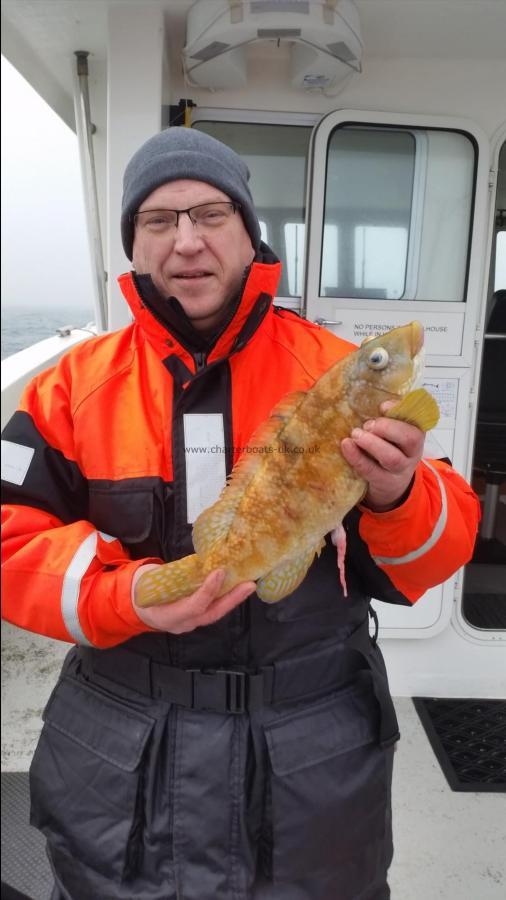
[183,413,227,524]
[1,440,35,485]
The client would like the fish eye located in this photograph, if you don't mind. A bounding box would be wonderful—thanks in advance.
[368,347,389,370]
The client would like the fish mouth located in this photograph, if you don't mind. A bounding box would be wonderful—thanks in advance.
[409,349,424,391]
[395,348,424,397]
[378,320,425,395]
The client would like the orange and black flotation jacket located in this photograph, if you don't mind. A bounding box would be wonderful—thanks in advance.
[1,245,482,899]
[2,246,479,658]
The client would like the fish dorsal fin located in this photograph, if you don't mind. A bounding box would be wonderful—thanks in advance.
[385,388,440,432]
[256,536,325,604]
[223,390,306,491]
[192,437,267,556]
[192,390,306,557]
[267,389,307,424]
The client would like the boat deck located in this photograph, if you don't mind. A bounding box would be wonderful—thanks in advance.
[1,623,504,899]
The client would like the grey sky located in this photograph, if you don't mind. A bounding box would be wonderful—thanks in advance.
[1,55,94,308]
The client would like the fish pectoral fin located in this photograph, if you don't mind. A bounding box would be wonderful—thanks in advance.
[135,553,204,608]
[385,388,440,432]
[256,538,324,604]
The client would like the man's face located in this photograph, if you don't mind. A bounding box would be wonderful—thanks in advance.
[132,179,256,333]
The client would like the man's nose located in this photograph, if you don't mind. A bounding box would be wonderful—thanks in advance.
[173,213,204,252]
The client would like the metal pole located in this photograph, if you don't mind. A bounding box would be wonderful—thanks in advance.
[73,51,108,332]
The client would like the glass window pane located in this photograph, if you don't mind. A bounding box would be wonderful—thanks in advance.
[321,125,475,302]
[284,223,305,296]
[416,131,474,302]
[194,121,311,297]
[495,232,506,291]
[354,225,408,300]
[321,225,339,296]
[321,128,414,299]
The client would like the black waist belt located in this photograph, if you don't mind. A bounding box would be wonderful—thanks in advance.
[78,608,398,747]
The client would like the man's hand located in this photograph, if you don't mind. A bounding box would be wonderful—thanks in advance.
[132,567,256,634]
[341,401,425,512]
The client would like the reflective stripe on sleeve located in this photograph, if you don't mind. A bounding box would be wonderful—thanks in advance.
[61,531,117,644]
[371,460,448,566]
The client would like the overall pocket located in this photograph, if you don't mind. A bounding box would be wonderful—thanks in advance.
[264,678,389,883]
[88,484,175,560]
[88,487,154,545]
[29,676,155,881]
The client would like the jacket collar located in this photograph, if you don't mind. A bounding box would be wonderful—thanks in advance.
[117,244,281,374]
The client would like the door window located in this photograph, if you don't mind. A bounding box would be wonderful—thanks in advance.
[495,231,506,291]
[321,126,475,302]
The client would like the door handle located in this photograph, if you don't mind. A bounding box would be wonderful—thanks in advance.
[314,318,343,327]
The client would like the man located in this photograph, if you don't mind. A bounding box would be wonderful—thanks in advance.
[1,128,479,900]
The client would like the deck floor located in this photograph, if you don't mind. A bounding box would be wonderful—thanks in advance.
[2,622,505,899]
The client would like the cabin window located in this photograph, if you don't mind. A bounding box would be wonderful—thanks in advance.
[495,231,506,291]
[354,225,408,300]
[321,224,340,297]
[321,126,475,302]
[284,222,304,296]
[193,121,312,298]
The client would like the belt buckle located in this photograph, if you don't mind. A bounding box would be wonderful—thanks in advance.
[190,668,247,714]
[221,669,247,714]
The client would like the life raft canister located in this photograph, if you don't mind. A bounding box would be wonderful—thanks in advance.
[182,0,363,92]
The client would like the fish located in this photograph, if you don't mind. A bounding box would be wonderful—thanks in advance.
[135,321,439,608]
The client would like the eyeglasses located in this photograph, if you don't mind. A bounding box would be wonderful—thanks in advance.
[133,201,240,235]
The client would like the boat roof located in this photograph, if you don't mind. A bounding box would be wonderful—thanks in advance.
[2,0,506,130]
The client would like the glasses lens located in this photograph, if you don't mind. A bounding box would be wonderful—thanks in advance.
[191,203,235,229]
[134,202,238,234]
[135,210,178,231]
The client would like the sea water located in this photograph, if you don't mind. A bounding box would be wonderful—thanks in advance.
[1,305,95,360]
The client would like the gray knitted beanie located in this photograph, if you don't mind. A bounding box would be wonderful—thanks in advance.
[121,128,261,260]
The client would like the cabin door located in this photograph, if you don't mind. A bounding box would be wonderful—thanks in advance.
[459,133,506,636]
[305,110,492,638]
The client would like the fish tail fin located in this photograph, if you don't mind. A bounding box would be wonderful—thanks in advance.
[135,554,205,608]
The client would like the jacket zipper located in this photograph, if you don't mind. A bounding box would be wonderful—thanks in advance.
[194,351,206,372]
